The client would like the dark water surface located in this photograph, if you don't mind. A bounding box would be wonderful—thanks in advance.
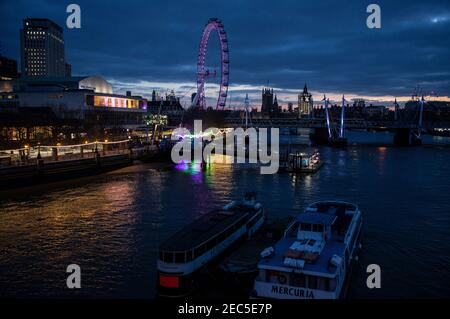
[1,132,450,298]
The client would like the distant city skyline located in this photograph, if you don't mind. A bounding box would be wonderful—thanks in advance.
[1,0,449,108]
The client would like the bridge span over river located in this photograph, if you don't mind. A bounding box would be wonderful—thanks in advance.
[220,117,450,145]
[222,117,450,130]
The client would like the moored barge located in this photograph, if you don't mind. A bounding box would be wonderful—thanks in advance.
[252,200,362,299]
[157,193,265,296]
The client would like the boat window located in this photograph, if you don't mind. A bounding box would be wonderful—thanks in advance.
[312,224,324,232]
[291,273,306,288]
[267,270,282,284]
[258,269,266,281]
[328,278,337,291]
[301,223,312,231]
[185,250,193,262]
[163,251,174,263]
[317,277,327,290]
[174,252,185,264]
[308,276,318,289]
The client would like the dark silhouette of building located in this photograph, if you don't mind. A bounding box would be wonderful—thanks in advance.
[0,55,18,80]
[147,90,184,113]
[273,94,280,112]
[166,90,178,103]
[21,18,68,77]
[288,102,293,113]
[261,87,281,113]
[0,55,18,92]
[353,98,366,108]
[261,87,273,113]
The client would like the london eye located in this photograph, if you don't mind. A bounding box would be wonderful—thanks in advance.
[192,18,229,110]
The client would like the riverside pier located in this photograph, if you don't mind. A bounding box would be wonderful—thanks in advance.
[0,140,165,188]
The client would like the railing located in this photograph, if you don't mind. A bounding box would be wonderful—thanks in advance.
[0,140,131,168]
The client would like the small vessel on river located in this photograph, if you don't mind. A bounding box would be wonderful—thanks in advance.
[252,200,362,299]
[281,150,324,173]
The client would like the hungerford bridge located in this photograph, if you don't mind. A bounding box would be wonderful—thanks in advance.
[223,117,450,130]
[222,117,450,145]
[219,97,450,146]
[221,116,450,146]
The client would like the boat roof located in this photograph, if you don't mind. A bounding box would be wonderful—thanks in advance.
[160,204,259,252]
[296,212,336,225]
[308,200,358,212]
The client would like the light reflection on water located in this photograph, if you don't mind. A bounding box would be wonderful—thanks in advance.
[0,132,450,298]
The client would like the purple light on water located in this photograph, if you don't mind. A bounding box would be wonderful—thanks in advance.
[175,160,189,171]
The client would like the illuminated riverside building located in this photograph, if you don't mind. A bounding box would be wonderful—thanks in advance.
[1,76,146,120]
[4,90,147,116]
[20,18,71,77]
[0,76,148,145]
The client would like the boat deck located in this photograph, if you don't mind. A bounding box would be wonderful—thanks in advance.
[258,201,358,277]
[285,160,324,173]
[160,205,258,252]
[258,235,345,276]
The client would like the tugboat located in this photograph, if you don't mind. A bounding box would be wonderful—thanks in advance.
[252,201,362,299]
[157,192,265,297]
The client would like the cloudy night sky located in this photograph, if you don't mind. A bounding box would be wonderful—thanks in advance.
[1,0,449,108]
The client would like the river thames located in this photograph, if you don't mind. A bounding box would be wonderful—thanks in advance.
[1,131,450,298]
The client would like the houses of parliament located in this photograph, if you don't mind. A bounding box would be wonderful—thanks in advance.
[261,84,313,116]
